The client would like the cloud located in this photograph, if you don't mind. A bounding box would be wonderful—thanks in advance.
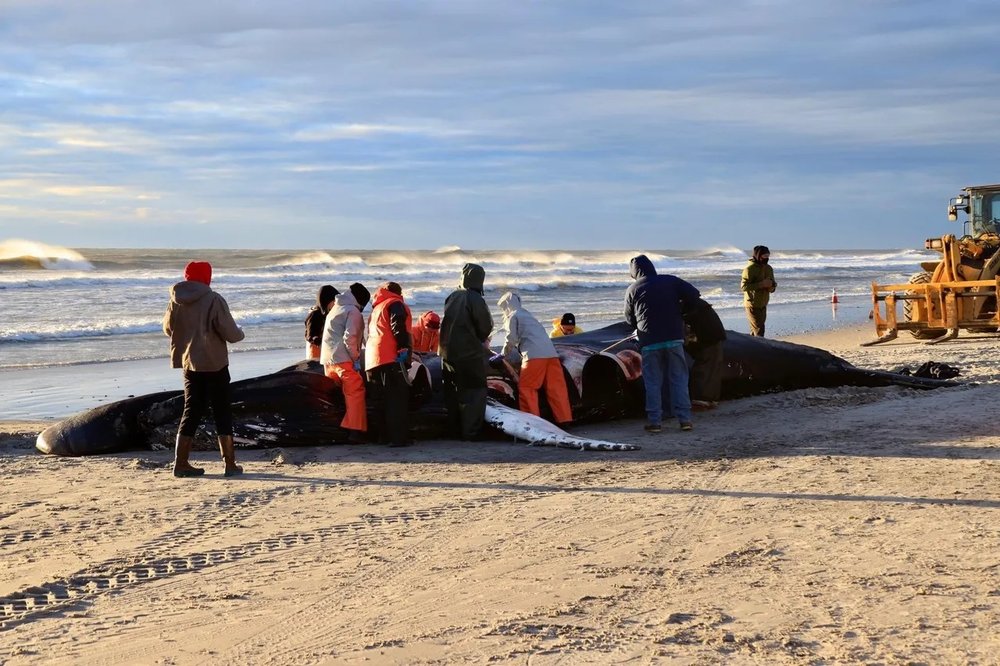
[292,122,476,142]
[3,1,1000,248]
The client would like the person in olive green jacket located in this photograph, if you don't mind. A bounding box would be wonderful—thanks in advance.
[439,263,494,440]
[740,245,777,337]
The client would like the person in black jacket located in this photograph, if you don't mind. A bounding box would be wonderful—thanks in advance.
[439,263,494,440]
[304,285,339,360]
[624,255,701,433]
[683,298,727,409]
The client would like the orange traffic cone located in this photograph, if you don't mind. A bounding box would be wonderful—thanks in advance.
[831,289,839,304]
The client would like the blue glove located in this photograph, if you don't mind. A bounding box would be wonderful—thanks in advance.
[396,348,411,365]
[352,359,361,372]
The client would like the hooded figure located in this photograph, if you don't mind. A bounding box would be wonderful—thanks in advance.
[163,261,245,478]
[740,245,777,336]
[683,297,727,407]
[304,284,339,360]
[320,286,368,440]
[411,310,442,353]
[439,263,494,440]
[624,254,700,433]
[497,292,573,425]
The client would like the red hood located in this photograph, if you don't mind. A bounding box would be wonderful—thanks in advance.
[419,310,440,329]
[371,287,404,309]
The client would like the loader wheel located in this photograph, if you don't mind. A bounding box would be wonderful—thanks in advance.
[904,272,946,339]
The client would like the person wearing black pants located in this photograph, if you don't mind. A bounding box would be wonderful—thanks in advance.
[367,363,410,446]
[441,359,488,441]
[164,261,245,477]
[179,367,234,441]
[364,282,413,447]
[439,263,494,441]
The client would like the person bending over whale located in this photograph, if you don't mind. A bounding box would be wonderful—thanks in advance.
[498,292,573,427]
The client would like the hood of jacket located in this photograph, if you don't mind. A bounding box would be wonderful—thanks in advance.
[333,290,359,310]
[316,285,339,312]
[418,310,441,329]
[371,286,404,309]
[460,263,486,293]
[497,291,521,317]
[171,280,212,306]
[629,254,656,280]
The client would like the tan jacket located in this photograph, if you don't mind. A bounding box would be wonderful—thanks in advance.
[163,281,244,371]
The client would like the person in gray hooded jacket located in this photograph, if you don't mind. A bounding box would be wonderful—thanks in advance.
[439,263,494,440]
[320,282,371,441]
[497,292,573,425]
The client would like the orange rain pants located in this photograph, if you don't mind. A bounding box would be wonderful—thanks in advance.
[306,343,321,360]
[518,357,573,425]
[324,361,368,432]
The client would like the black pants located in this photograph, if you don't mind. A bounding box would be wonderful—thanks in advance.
[442,359,487,441]
[688,343,724,402]
[179,367,233,436]
[367,364,410,445]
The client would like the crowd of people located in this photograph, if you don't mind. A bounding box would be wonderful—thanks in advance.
[162,248,776,476]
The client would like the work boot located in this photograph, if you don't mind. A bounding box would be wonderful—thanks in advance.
[347,429,367,444]
[172,434,205,478]
[217,435,244,477]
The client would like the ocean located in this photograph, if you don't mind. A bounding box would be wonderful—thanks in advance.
[0,241,935,419]
[1,241,935,370]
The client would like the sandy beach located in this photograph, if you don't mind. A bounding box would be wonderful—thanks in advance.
[3,325,1000,664]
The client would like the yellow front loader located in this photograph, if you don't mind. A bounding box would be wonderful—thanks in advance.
[866,184,1000,345]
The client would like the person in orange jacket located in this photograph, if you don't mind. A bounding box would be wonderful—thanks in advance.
[410,310,441,353]
[364,282,413,447]
[320,283,371,442]
[497,291,573,426]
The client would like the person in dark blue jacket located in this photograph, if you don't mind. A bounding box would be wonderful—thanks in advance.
[624,255,701,433]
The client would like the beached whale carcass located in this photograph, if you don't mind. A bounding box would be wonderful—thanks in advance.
[35,323,958,457]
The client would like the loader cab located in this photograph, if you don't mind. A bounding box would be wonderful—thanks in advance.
[949,185,1000,235]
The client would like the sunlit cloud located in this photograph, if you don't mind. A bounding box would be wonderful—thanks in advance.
[1,1,999,248]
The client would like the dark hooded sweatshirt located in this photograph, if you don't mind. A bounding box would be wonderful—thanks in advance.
[440,263,494,364]
[683,297,727,353]
[624,255,701,348]
[305,285,339,346]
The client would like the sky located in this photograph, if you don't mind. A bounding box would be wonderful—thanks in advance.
[2,0,1000,250]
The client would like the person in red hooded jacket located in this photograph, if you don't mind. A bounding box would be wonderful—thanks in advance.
[163,261,245,477]
[364,282,413,446]
[410,310,441,353]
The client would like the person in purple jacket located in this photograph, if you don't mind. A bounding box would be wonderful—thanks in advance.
[624,254,701,434]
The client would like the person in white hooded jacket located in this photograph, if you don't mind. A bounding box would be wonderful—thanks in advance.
[320,282,371,442]
[497,291,573,426]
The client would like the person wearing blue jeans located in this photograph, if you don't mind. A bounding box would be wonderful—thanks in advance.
[640,343,691,429]
[624,255,700,433]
